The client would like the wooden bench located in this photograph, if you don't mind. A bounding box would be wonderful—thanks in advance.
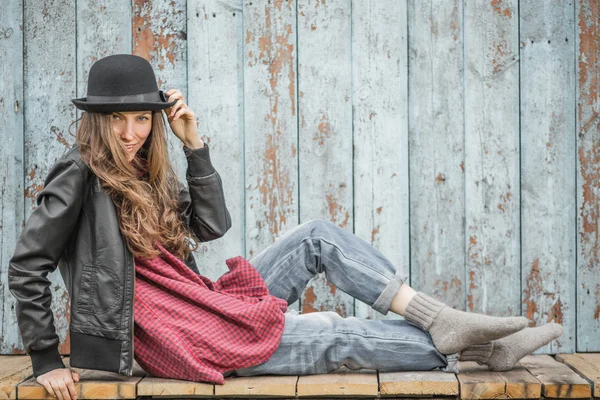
[0,354,598,399]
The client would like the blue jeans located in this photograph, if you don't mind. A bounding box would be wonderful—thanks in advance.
[225,219,455,378]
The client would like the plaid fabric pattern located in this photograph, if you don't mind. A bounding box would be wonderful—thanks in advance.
[133,241,288,384]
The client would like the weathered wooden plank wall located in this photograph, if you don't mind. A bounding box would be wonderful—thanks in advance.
[1,0,598,358]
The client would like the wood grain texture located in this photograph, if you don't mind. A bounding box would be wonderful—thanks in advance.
[408,0,466,311]
[464,0,521,317]
[0,356,32,400]
[519,0,576,353]
[520,354,592,398]
[297,0,354,317]
[457,361,541,400]
[243,0,299,310]
[296,367,378,397]
[17,357,145,399]
[0,0,24,358]
[217,375,297,397]
[379,370,459,397]
[556,353,600,397]
[352,0,407,321]
[138,375,213,397]
[23,0,77,356]
[576,0,600,352]
[186,0,245,282]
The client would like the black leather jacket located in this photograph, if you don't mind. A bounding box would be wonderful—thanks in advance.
[8,143,232,378]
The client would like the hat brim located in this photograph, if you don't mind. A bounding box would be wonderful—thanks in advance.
[71,97,177,113]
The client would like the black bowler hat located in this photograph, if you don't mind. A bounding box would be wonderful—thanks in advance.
[71,54,177,113]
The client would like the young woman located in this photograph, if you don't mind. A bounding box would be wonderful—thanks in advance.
[8,54,562,400]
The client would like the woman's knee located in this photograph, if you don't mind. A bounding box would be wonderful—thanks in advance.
[303,218,339,238]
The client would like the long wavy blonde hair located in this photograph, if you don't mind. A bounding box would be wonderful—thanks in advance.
[75,110,199,261]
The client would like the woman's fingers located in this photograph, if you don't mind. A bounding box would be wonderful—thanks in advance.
[39,380,56,399]
[65,376,78,400]
[50,380,65,400]
[169,99,184,117]
[173,105,188,120]
[166,89,184,104]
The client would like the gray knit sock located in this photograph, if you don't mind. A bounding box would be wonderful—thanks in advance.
[460,323,564,371]
[404,291,529,354]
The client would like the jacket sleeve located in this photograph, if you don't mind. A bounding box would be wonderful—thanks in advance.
[178,143,232,242]
[7,157,85,377]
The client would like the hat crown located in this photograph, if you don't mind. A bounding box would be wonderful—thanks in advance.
[87,54,158,96]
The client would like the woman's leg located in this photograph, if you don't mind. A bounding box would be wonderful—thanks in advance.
[231,218,544,377]
[247,218,405,315]
[231,310,451,377]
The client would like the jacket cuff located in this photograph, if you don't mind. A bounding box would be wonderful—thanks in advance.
[29,345,66,377]
[183,143,216,177]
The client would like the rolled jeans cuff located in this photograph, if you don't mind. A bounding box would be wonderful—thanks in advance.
[371,273,404,315]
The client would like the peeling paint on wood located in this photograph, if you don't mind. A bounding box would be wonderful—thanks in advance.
[520,0,576,352]
[187,0,244,281]
[409,0,465,311]
[353,0,407,320]
[244,0,299,298]
[577,0,600,351]
[465,0,520,317]
[298,0,353,317]
[0,0,24,356]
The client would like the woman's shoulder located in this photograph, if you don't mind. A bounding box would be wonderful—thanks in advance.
[53,143,97,184]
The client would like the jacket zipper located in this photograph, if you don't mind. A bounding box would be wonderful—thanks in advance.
[121,232,135,376]
[129,248,135,376]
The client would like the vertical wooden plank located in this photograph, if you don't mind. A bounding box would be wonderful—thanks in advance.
[520,0,576,353]
[408,0,466,310]
[22,0,77,355]
[76,0,132,122]
[576,0,600,352]
[297,0,354,316]
[352,0,407,320]
[464,0,520,316]
[187,0,245,281]
[0,0,24,356]
[132,0,188,179]
[243,0,299,309]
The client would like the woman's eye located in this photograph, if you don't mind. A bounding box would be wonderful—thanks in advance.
[112,114,120,120]
[138,116,148,121]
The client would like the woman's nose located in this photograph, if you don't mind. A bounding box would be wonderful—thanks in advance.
[121,122,136,140]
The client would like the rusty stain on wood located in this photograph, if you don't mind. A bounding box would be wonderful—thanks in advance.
[490,0,513,18]
[133,0,183,68]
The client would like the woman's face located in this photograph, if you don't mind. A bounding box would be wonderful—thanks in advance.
[111,111,152,162]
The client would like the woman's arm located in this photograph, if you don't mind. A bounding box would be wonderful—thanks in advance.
[178,143,232,241]
[8,156,85,377]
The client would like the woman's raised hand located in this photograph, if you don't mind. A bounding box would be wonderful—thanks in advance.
[164,89,204,149]
[36,367,80,400]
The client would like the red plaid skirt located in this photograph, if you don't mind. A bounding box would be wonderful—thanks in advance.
[132,242,288,384]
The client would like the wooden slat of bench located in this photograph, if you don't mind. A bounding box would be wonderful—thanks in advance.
[137,376,214,397]
[556,353,600,397]
[379,370,459,397]
[296,368,378,397]
[0,355,33,399]
[520,354,592,398]
[216,375,297,397]
[457,361,541,399]
[16,357,145,399]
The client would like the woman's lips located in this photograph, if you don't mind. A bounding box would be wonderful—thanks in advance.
[125,144,136,152]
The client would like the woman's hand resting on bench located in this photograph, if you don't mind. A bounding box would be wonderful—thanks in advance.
[36,367,80,400]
